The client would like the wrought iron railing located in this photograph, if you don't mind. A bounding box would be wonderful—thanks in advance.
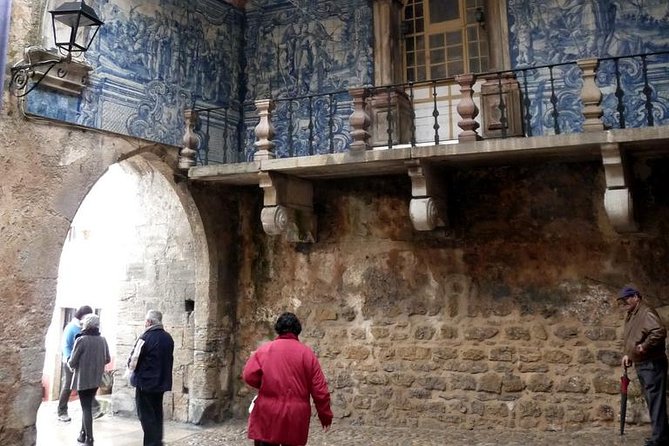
[181,50,669,167]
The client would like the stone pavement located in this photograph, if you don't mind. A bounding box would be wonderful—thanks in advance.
[38,399,650,446]
[170,419,650,446]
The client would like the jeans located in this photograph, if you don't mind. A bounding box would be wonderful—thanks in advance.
[637,356,669,442]
[136,389,164,446]
[57,363,100,416]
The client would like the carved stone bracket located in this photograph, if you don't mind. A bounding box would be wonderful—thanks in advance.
[259,171,316,242]
[601,143,637,233]
[179,109,200,171]
[406,160,447,231]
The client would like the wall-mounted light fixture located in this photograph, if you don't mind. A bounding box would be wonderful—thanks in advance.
[9,0,103,97]
[475,7,485,29]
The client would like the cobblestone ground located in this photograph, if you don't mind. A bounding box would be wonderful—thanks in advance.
[169,419,649,446]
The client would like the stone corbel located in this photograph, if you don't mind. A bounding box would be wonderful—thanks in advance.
[18,47,93,95]
[601,143,637,233]
[407,160,447,231]
[259,172,316,242]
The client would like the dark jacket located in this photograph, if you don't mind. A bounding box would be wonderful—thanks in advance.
[68,332,111,391]
[243,333,333,446]
[624,301,667,363]
[130,324,174,392]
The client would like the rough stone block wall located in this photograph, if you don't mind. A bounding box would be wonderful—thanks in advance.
[233,159,669,430]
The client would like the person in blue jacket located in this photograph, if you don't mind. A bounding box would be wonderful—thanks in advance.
[127,310,174,446]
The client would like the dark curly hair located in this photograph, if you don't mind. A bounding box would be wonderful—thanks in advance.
[274,312,302,336]
[74,305,93,320]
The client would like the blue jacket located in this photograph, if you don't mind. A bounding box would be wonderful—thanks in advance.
[130,324,174,393]
[62,318,81,361]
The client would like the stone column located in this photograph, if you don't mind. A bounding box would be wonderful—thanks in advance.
[349,87,371,152]
[253,99,275,161]
[179,109,199,170]
[577,58,604,132]
[373,0,403,86]
[455,73,481,142]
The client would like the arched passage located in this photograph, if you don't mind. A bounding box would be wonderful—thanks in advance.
[37,152,220,437]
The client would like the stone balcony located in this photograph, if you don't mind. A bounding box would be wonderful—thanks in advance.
[183,52,669,241]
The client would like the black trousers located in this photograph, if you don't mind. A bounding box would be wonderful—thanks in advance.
[136,389,164,446]
[78,388,98,442]
[637,356,669,442]
[57,363,100,416]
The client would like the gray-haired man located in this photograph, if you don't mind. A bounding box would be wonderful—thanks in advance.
[127,310,174,446]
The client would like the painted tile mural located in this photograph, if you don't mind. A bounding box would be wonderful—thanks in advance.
[26,0,245,164]
[507,0,669,135]
[242,0,374,160]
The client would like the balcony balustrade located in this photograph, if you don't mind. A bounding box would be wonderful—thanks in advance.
[183,50,669,240]
[181,50,669,168]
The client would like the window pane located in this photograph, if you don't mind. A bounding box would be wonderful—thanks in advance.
[406,50,415,66]
[449,45,463,59]
[416,35,425,50]
[431,48,445,64]
[469,59,480,73]
[432,64,447,79]
[416,3,424,18]
[416,67,427,81]
[406,37,415,52]
[416,50,425,65]
[446,31,462,45]
[448,61,464,75]
[467,26,478,41]
[469,42,479,57]
[430,0,460,23]
[407,68,415,82]
[416,18,424,32]
[429,33,444,48]
[405,5,414,19]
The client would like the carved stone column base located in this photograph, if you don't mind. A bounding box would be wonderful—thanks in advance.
[369,87,413,147]
[480,73,523,138]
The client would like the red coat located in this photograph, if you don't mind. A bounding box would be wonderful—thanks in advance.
[243,333,333,445]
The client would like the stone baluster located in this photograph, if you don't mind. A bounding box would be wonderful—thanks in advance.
[577,58,604,132]
[455,73,481,142]
[349,87,371,152]
[253,99,276,161]
[179,109,199,171]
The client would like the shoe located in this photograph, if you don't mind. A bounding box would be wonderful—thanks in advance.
[76,431,85,443]
[92,410,104,419]
[57,414,71,422]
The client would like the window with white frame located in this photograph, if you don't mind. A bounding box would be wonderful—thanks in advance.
[403,0,489,82]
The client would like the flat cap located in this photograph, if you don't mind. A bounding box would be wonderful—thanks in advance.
[618,285,640,299]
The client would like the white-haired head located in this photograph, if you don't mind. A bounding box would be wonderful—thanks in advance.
[145,309,163,326]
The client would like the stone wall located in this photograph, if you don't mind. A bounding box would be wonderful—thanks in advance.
[231,159,669,430]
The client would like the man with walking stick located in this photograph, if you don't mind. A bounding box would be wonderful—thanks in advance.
[618,285,669,446]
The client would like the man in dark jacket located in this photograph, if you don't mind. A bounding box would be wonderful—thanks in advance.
[619,285,669,446]
[128,310,174,446]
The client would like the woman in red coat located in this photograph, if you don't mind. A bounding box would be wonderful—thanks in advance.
[243,312,333,446]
